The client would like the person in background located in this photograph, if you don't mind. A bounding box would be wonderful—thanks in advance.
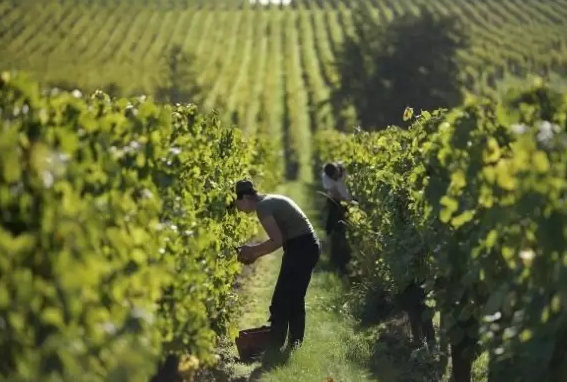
[321,162,352,273]
[233,179,321,364]
[322,161,352,234]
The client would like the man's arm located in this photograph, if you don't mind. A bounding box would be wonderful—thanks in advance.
[251,215,283,257]
[336,181,351,201]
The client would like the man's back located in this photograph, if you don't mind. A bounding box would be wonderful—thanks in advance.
[322,163,350,201]
[256,194,314,242]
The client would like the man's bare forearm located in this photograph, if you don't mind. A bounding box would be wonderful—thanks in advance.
[252,239,282,257]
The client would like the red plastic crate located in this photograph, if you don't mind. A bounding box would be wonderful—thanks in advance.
[235,325,271,362]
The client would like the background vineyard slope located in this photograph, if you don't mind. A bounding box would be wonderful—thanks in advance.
[1,0,567,174]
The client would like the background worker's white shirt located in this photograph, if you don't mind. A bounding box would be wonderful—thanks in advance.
[322,172,350,200]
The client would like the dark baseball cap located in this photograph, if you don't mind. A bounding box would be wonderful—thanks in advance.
[235,179,256,198]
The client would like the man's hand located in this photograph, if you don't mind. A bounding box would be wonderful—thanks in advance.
[236,215,282,265]
[238,245,258,265]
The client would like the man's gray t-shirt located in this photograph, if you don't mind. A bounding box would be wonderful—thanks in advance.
[256,194,314,241]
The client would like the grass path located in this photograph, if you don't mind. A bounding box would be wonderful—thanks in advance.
[215,180,399,382]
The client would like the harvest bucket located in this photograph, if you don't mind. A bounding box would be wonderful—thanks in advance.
[235,325,271,362]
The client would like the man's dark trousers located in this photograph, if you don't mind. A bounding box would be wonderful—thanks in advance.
[325,198,350,273]
[267,233,320,353]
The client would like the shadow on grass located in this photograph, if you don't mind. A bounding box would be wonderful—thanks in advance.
[358,318,444,382]
[315,255,454,382]
[331,279,446,382]
[321,248,449,382]
[325,277,456,382]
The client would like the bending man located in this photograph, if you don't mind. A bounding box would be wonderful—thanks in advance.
[234,179,320,360]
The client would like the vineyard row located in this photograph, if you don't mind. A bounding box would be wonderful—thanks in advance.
[0,71,281,382]
[316,79,567,382]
